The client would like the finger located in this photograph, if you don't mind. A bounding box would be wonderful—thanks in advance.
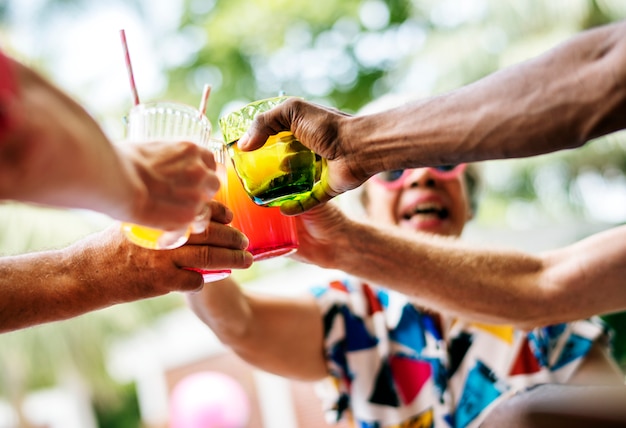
[207,200,234,224]
[237,129,271,152]
[190,217,209,234]
[202,170,221,200]
[237,102,294,151]
[187,222,249,250]
[198,145,217,171]
[175,269,206,293]
[182,245,253,271]
[182,267,231,285]
[191,201,233,234]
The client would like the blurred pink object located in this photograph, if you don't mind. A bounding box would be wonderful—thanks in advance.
[169,371,250,428]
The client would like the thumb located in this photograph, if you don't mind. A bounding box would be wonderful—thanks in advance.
[236,129,268,151]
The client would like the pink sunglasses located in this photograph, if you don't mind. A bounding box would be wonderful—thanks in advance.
[371,164,467,189]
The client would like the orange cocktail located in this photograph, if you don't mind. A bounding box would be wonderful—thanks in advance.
[215,159,298,261]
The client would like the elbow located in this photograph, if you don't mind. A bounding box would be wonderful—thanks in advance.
[508,275,572,330]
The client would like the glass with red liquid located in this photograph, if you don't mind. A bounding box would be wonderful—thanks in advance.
[212,141,298,261]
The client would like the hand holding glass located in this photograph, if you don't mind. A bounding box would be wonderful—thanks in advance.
[219,96,324,207]
[121,101,213,250]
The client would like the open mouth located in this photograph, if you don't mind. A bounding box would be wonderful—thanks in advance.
[401,202,449,221]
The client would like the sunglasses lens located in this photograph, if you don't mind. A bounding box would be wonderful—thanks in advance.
[433,164,457,172]
[378,170,405,182]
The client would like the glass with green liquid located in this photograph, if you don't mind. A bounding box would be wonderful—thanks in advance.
[218,96,322,207]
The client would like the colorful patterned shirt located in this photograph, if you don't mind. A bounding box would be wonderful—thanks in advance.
[311,277,611,428]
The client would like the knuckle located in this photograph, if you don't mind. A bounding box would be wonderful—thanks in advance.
[180,140,199,153]
[199,245,214,266]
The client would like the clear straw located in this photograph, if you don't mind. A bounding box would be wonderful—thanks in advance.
[119,29,140,106]
[198,84,212,118]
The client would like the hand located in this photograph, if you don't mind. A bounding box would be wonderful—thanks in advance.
[0,57,221,231]
[116,141,221,231]
[237,98,367,215]
[290,202,352,268]
[85,200,253,300]
[0,200,254,333]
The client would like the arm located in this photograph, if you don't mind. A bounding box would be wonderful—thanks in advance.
[292,203,626,329]
[0,54,220,230]
[481,384,626,428]
[0,201,252,333]
[186,279,328,381]
[349,20,626,171]
[240,21,626,214]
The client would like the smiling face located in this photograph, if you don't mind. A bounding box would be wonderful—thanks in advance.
[363,167,473,238]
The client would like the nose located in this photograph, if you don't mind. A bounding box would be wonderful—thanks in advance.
[405,168,436,189]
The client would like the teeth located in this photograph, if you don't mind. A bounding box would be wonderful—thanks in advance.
[402,203,449,220]
[413,202,441,213]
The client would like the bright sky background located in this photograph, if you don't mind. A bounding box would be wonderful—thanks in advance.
[3,0,187,140]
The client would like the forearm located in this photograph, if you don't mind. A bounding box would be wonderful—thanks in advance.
[329,221,626,328]
[329,222,547,327]
[0,239,124,332]
[186,279,327,380]
[347,21,626,173]
[0,57,137,215]
[186,278,254,344]
[0,221,247,333]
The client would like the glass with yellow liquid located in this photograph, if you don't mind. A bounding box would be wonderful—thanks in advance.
[121,101,212,250]
[219,96,323,207]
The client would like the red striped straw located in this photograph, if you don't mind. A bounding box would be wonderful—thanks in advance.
[198,84,212,118]
[119,29,140,106]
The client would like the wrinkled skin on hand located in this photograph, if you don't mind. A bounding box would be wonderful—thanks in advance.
[100,200,253,297]
[238,98,367,215]
[0,57,220,231]
[0,200,253,333]
[290,202,352,268]
[118,141,221,230]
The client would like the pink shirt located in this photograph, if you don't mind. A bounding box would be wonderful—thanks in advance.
[0,49,19,141]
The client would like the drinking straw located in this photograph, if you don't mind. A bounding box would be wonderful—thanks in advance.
[119,29,140,106]
[199,84,212,118]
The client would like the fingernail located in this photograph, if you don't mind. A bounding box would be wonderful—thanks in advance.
[224,206,234,223]
[238,132,249,148]
[240,235,250,249]
[244,251,254,266]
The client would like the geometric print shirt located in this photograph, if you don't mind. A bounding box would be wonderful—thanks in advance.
[310,277,612,428]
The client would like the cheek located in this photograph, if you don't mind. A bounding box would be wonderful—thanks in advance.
[365,190,398,224]
[449,185,471,231]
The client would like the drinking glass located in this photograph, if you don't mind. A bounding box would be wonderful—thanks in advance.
[218,96,324,207]
[121,101,212,250]
[211,139,299,261]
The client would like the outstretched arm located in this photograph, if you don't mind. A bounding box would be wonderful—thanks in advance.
[0,53,220,230]
[0,201,252,333]
[186,278,328,381]
[292,203,626,329]
[351,20,626,170]
[240,21,626,214]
